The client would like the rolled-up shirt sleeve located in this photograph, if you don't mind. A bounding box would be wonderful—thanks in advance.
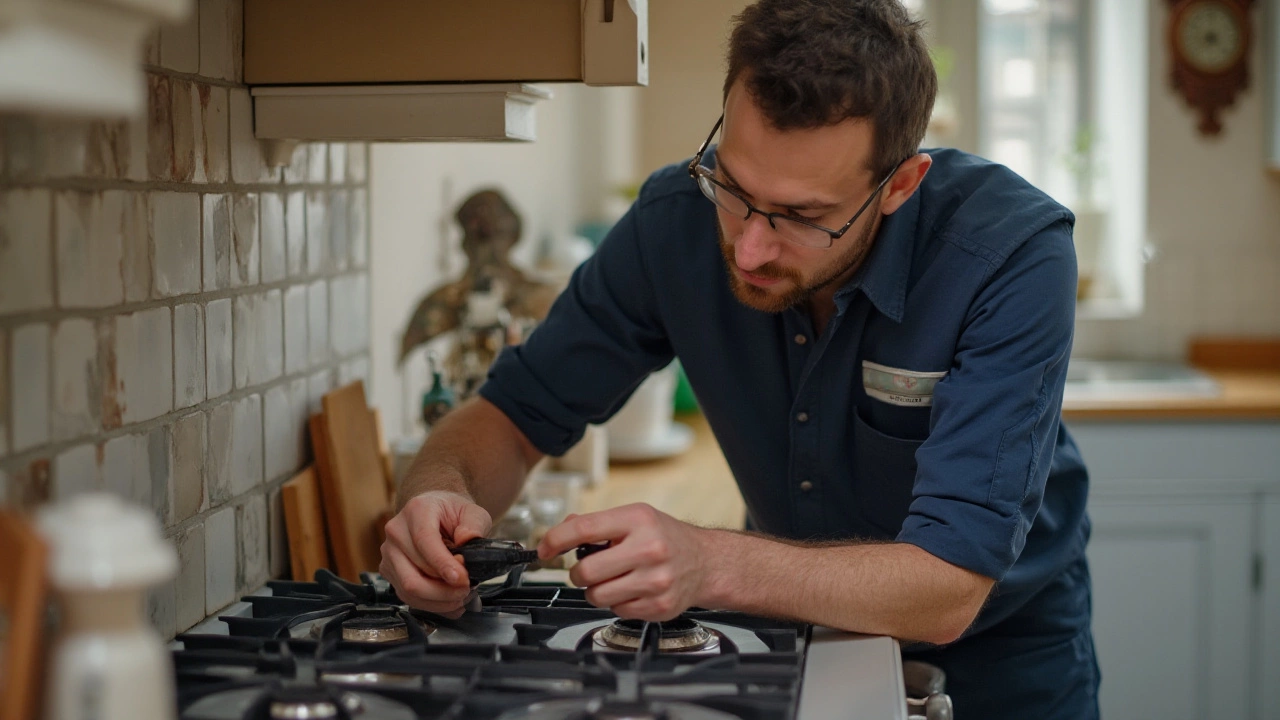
[479,202,674,457]
[897,220,1077,581]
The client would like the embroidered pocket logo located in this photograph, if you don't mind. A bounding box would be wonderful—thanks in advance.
[861,360,947,407]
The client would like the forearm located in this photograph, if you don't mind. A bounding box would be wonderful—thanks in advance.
[397,397,544,518]
[700,530,994,645]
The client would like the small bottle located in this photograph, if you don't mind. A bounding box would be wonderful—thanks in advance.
[38,493,178,720]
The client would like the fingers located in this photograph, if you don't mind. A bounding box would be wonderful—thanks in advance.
[380,544,471,614]
[538,506,641,559]
[451,503,493,547]
[583,568,681,621]
[400,498,470,587]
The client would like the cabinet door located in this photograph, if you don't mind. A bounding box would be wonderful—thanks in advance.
[1262,496,1280,720]
[1087,499,1254,720]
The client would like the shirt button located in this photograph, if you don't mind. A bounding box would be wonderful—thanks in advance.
[799,480,814,492]
[794,334,808,345]
[796,412,809,423]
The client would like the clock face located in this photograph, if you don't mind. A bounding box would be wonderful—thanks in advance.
[1177,1,1244,74]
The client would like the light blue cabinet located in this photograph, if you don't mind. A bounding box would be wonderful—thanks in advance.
[1068,421,1280,720]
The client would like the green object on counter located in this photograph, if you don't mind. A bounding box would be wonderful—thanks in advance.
[673,362,698,414]
[421,360,456,428]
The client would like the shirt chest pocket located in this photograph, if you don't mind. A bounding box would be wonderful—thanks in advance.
[852,411,924,535]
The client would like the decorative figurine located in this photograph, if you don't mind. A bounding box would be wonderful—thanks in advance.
[399,189,562,404]
[420,355,456,429]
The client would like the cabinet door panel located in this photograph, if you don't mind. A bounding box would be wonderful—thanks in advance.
[1262,497,1280,720]
[1087,501,1253,720]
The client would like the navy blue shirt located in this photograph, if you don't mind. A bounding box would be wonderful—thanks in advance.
[481,148,1091,638]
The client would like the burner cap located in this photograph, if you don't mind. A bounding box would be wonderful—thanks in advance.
[341,606,409,643]
[593,617,718,653]
[588,701,669,720]
[267,687,362,720]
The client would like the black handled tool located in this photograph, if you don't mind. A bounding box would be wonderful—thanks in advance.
[452,538,610,586]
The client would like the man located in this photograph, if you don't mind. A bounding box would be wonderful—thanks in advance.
[381,0,1099,717]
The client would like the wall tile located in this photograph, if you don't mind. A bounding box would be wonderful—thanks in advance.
[236,494,269,591]
[11,324,50,452]
[84,121,132,179]
[234,291,283,389]
[330,275,369,356]
[171,411,205,523]
[10,459,51,509]
[158,8,199,73]
[40,119,89,179]
[0,329,7,456]
[198,86,229,184]
[305,191,328,273]
[306,144,327,184]
[350,189,368,269]
[102,432,151,509]
[142,27,161,66]
[205,298,233,399]
[148,426,171,524]
[52,443,101,500]
[327,144,347,184]
[146,74,175,181]
[199,0,242,82]
[283,285,309,374]
[0,468,9,506]
[229,90,275,183]
[263,385,299,482]
[51,319,99,441]
[328,190,349,272]
[114,308,173,425]
[283,143,309,185]
[307,281,329,365]
[285,192,306,277]
[151,192,202,297]
[174,303,206,409]
[288,377,307,472]
[202,194,231,291]
[55,191,125,308]
[173,79,199,184]
[147,579,176,641]
[96,322,121,431]
[230,193,260,287]
[267,486,288,579]
[338,357,370,386]
[174,523,206,632]
[306,369,333,415]
[0,189,54,314]
[260,193,287,283]
[207,394,262,504]
[205,506,236,614]
[347,143,367,183]
[121,192,152,302]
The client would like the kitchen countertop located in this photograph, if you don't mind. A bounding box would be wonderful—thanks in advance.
[1062,369,1280,421]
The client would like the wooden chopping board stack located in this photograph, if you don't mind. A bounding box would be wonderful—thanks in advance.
[283,380,398,582]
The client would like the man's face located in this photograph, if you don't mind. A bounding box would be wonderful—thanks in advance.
[713,82,886,313]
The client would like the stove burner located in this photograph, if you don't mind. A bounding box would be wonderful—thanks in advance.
[266,688,362,720]
[592,617,719,653]
[495,699,739,720]
[305,605,433,643]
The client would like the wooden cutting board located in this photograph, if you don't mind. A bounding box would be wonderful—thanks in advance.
[0,510,49,720]
[317,381,392,581]
[281,467,332,581]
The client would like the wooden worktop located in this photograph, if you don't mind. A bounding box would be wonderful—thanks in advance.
[1062,369,1280,421]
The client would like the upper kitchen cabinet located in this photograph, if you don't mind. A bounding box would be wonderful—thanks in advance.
[243,0,648,143]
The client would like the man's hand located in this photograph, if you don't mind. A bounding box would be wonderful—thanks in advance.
[380,490,493,617]
[537,503,716,621]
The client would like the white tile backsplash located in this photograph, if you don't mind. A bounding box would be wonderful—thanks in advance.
[51,318,98,440]
[199,86,230,184]
[0,189,54,314]
[121,192,152,302]
[327,144,347,184]
[11,323,50,452]
[171,411,206,523]
[328,190,349,272]
[114,308,173,425]
[52,443,101,500]
[229,90,273,183]
[285,192,306,276]
[260,193,287,283]
[204,506,236,614]
[158,8,199,73]
[234,291,283,389]
[283,285,309,374]
[102,432,151,508]
[307,280,329,365]
[203,193,232,291]
[307,144,328,184]
[230,193,260,288]
[174,523,206,632]
[205,298,233,399]
[236,494,269,592]
[174,303,206,409]
[151,191,202,298]
[305,191,328,274]
[55,191,125,308]
[207,394,263,503]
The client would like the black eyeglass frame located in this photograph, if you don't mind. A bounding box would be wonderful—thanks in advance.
[686,114,906,250]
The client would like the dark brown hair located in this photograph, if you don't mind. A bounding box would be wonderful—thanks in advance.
[725,0,937,178]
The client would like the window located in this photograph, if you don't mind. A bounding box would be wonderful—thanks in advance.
[915,0,1149,316]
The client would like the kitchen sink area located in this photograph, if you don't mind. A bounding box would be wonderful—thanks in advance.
[1064,359,1222,401]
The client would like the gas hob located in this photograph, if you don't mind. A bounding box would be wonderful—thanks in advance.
[173,570,907,720]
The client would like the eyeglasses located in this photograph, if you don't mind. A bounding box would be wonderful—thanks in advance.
[687,114,904,250]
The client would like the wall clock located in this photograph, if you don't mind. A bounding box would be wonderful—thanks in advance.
[1168,0,1255,136]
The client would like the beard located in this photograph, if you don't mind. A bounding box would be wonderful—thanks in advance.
[718,204,881,313]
